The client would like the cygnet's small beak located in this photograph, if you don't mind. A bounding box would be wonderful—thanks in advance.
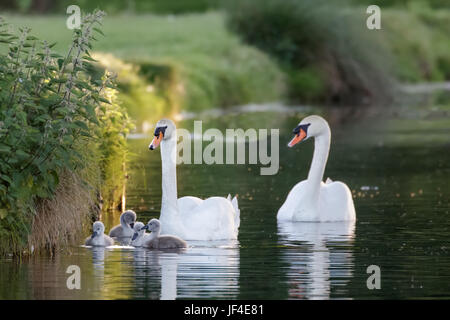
[141,225,149,231]
[91,231,98,239]
[132,232,138,241]
[130,222,135,229]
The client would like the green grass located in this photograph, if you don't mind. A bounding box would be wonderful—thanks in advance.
[3,7,450,117]
[226,0,396,106]
[2,12,286,127]
[382,7,450,82]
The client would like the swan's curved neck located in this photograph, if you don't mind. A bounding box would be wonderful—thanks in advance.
[308,128,331,188]
[160,135,179,220]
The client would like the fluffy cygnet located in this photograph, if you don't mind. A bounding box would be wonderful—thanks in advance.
[131,221,150,247]
[109,210,137,239]
[141,219,187,249]
[85,221,114,246]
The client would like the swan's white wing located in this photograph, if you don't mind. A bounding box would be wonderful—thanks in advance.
[179,197,238,240]
[178,196,203,214]
[277,180,308,221]
[231,196,240,230]
[319,181,356,221]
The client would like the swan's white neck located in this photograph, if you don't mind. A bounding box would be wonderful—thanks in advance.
[159,134,180,229]
[307,127,331,192]
[292,127,330,220]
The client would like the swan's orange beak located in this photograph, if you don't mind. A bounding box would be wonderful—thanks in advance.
[149,132,163,150]
[288,128,307,147]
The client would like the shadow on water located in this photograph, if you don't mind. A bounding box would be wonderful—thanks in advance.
[0,105,449,299]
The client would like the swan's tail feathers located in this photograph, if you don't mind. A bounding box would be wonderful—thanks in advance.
[326,177,333,184]
[227,194,232,201]
[231,195,240,230]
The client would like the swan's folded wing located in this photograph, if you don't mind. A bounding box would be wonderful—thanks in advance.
[178,196,203,214]
[277,180,308,221]
[320,181,356,221]
[180,197,238,240]
[231,196,240,230]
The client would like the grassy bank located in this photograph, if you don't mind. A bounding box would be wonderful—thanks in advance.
[2,12,286,130]
[0,11,133,255]
[382,6,450,82]
[226,0,450,105]
[2,5,450,115]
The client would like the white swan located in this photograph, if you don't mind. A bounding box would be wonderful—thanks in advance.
[141,219,187,249]
[85,221,114,246]
[277,115,356,221]
[149,119,240,240]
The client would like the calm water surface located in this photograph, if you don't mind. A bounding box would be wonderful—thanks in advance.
[1,106,449,299]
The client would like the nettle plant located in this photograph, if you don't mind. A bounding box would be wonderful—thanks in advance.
[0,10,131,238]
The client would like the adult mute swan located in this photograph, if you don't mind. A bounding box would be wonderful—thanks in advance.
[277,115,356,222]
[149,119,240,240]
[141,219,187,249]
[85,221,114,246]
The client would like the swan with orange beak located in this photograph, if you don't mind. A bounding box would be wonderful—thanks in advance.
[278,115,356,222]
[148,119,240,240]
[149,125,166,150]
[288,123,310,147]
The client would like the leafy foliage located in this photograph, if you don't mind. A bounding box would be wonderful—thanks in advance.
[226,0,395,105]
[0,10,133,254]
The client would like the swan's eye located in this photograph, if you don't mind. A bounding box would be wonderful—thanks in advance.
[154,126,167,137]
[293,123,311,136]
[288,123,310,147]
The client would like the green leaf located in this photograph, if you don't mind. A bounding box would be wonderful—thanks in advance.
[0,175,12,184]
[93,27,105,36]
[0,145,11,153]
[0,208,7,219]
[73,120,89,130]
[15,150,30,159]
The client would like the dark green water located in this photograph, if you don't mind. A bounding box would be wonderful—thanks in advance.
[1,106,449,299]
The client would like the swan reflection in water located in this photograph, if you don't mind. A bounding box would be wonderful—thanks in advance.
[278,221,355,299]
[132,240,240,300]
[87,245,136,299]
[132,247,182,300]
